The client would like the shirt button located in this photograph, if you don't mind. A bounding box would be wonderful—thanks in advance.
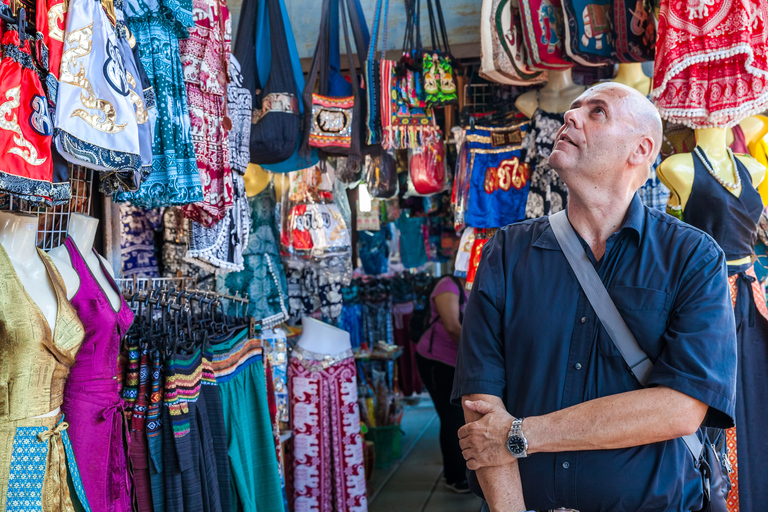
[574,363,582,370]
[580,317,587,324]
[562,461,570,469]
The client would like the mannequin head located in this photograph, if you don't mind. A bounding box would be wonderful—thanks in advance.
[549,83,661,201]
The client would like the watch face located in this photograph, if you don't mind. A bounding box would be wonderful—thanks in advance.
[507,435,526,456]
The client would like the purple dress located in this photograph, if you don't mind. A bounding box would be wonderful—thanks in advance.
[61,237,135,512]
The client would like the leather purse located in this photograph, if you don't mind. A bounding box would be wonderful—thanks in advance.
[549,211,731,512]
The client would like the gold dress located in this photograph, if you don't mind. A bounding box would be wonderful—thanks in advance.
[0,244,88,512]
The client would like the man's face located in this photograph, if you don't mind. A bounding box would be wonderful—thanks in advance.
[549,87,634,186]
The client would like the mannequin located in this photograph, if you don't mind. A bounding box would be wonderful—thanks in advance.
[514,69,586,118]
[0,211,75,330]
[657,127,767,265]
[244,163,271,197]
[297,316,351,356]
[49,213,122,311]
[612,63,651,96]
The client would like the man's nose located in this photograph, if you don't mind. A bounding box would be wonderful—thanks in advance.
[563,108,581,129]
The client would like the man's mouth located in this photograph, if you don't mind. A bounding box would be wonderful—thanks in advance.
[557,133,578,148]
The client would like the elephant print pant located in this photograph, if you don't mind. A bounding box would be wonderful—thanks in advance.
[289,347,367,512]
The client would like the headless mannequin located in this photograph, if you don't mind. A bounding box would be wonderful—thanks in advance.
[49,213,122,311]
[244,163,271,197]
[726,116,768,151]
[297,316,351,356]
[657,127,767,266]
[514,69,586,118]
[612,63,651,96]
[0,211,68,331]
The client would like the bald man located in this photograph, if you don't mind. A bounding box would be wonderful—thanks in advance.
[452,84,737,512]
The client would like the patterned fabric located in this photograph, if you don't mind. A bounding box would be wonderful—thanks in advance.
[262,328,290,425]
[289,347,367,512]
[562,0,614,66]
[222,183,289,327]
[55,0,143,173]
[523,109,568,219]
[227,54,251,175]
[35,0,67,105]
[61,237,135,512]
[518,0,573,69]
[187,173,250,271]
[286,266,343,322]
[0,30,68,207]
[120,203,162,277]
[115,0,202,208]
[161,207,213,281]
[612,0,655,62]
[653,0,768,128]
[638,156,670,211]
[0,246,86,510]
[179,0,233,227]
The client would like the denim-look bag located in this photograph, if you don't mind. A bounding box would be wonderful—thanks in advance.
[549,210,730,512]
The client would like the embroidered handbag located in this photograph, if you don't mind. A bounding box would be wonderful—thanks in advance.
[481,0,548,85]
[301,0,365,160]
[562,0,615,66]
[612,0,655,63]
[518,0,574,69]
[419,0,459,106]
[249,0,301,164]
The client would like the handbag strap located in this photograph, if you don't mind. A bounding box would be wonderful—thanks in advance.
[548,210,704,461]
[263,0,296,95]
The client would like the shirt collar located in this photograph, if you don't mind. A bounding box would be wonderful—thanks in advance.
[533,193,646,251]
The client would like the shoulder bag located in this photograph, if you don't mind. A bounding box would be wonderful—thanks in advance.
[549,210,730,512]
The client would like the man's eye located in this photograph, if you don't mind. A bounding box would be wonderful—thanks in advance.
[593,107,605,115]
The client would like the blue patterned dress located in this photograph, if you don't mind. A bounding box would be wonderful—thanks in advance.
[114,0,203,207]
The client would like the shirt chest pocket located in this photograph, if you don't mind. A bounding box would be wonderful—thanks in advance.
[596,286,672,359]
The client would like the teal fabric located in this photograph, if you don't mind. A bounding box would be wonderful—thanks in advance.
[115,5,203,207]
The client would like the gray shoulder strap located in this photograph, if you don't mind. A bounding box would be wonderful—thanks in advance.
[548,210,703,460]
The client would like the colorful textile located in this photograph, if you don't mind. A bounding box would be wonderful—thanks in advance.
[523,109,567,219]
[0,30,67,206]
[213,330,286,512]
[180,0,233,227]
[120,203,162,278]
[454,227,475,278]
[0,246,87,510]
[227,55,251,175]
[289,347,367,512]
[35,0,67,104]
[466,229,497,291]
[518,0,573,69]
[562,0,615,66]
[61,237,135,512]
[638,156,670,211]
[116,1,202,207]
[612,0,655,62]
[653,0,768,128]
[55,0,142,174]
[262,328,290,425]
[464,123,531,228]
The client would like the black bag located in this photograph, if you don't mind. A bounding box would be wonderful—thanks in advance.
[248,0,301,164]
[364,148,398,198]
[408,276,465,351]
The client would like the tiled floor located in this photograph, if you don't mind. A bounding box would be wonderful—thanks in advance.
[367,396,483,512]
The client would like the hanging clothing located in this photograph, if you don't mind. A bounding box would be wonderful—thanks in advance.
[115,0,203,208]
[0,245,90,512]
[161,207,213,282]
[395,216,427,269]
[211,330,286,512]
[262,327,290,426]
[179,0,233,227]
[523,109,568,219]
[289,346,367,512]
[638,156,670,212]
[120,203,162,278]
[61,238,135,512]
[55,0,142,174]
[0,30,67,206]
[226,55,251,176]
[731,125,750,154]
[223,183,289,327]
[653,0,768,128]
[393,301,422,397]
[187,173,251,272]
[463,123,530,228]
[35,0,67,105]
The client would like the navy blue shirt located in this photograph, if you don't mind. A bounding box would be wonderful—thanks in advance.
[452,194,737,512]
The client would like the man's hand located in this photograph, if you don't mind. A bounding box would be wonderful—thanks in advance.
[458,399,516,470]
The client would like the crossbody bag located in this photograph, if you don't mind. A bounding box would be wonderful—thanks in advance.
[549,210,730,512]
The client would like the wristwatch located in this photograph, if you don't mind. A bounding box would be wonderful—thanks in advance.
[507,417,528,458]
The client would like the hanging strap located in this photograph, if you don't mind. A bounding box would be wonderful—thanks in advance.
[263,0,297,96]
[548,210,704,462]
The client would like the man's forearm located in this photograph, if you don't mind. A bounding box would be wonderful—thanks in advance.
[463,394,526,512]
[524,386,707,454]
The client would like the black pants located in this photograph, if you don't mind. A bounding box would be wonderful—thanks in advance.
[416,352,468,484]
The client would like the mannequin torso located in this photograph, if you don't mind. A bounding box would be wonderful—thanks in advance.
[611,63,651,96]
[0,212,61,331]
[297,316,352,356]
[657,127,767,265]
[49,213,122,311]
[514,69,586,118]
[726,116,768,150]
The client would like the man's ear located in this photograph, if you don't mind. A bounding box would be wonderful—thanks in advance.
[628,136,654,167]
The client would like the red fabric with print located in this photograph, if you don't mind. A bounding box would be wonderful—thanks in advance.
[180,0,234,227]
[0,31,54,201]
[36,0,67,90]
[653,0,768,128]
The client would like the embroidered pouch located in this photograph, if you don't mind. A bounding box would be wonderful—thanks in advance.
[309,94,354,149]
[518,0,573,69]
[562,0,615,66]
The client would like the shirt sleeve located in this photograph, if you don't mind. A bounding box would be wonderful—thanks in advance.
[451,232,507,405]
[432,277,460,299]
[646,240,737,428]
